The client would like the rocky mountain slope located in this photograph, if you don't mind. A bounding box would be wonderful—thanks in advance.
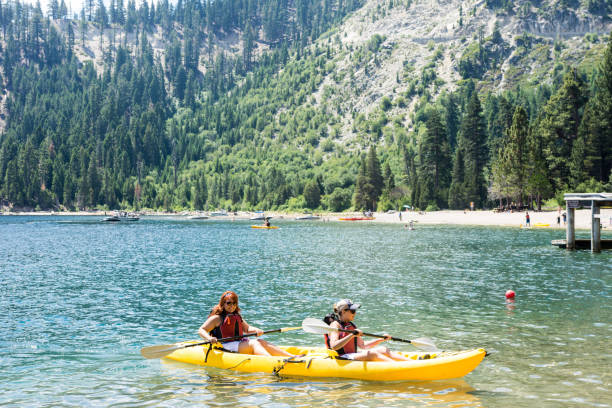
[305,0,610,133]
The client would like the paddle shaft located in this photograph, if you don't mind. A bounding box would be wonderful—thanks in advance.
[185,328,284,349]
[337,328,413,344]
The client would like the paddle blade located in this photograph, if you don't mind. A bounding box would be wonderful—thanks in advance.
[411,337,439,352]
[140,343,187,359]
[280,326,303,332]
[301,318,336,335]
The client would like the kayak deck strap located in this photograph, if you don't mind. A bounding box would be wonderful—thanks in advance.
[226,358,252,370]
[272,355,307,376]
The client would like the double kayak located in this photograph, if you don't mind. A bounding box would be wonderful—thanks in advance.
[251,225,279,229]
[164,343,486,381]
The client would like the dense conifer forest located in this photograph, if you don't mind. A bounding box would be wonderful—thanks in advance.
[0,0,610,212]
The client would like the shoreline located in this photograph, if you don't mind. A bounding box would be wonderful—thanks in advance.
[2,208,611,230]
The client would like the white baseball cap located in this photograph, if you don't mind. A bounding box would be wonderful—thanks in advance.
[335,299,361,313]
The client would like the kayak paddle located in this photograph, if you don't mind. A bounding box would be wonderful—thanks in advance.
[301,318,438,352]
[141,326,302,359]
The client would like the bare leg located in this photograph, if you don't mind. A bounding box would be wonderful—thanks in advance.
[242,339,293,356]
[352,349,394,362]
[376,346,411,361]
[256,340,293,356]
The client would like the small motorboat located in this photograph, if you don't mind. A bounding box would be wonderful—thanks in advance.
[250,213,273,220]
[209,210,228,216]
[188,213,209,220]
[295,214,320,220]
[102,211,139,222]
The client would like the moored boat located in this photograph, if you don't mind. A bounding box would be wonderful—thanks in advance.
[250,212,272,220]
[295,214,320,220]
[164,344,486,381]
[338,217,375,221]
[210,209,228,216]
[188,213,209,220]
[102,211,139,222]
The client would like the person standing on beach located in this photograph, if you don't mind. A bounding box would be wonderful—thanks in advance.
[525,212,530,227]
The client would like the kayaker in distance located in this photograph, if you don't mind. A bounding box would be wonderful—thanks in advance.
[198,291,293,356]
[264,217,271,227]
[324,299,410,361]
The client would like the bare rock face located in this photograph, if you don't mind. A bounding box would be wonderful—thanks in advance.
[514,8,608,38]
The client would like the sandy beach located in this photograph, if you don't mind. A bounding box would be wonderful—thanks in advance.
[2,208,611,230]
[359,209,612,230]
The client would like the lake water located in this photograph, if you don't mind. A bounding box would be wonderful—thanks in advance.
[1,216,610,407]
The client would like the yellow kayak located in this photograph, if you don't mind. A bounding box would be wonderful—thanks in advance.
[164,344,486,381]
[520,223,550,229]
[251,225,279,229]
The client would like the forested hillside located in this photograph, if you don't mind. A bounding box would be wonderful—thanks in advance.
[0,0,611,212]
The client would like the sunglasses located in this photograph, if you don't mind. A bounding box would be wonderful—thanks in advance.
[224,301,236,306]
[344,308,356,314]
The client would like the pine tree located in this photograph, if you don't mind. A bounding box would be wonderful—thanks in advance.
[500,106,529,206]
[365,145,383,209]
[418,108,451,208]
[444,93,460,150]
[448,147,465,209]
[383,162,395,191]
[353,156,368,210]
[303,179,321,209]
[539,68,587,189]
[526,120,552,210]
[458,92,488,208]
[573,32,612,184]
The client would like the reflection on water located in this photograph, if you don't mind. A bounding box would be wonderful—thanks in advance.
[157,360,482,407]
[1,216,610,407]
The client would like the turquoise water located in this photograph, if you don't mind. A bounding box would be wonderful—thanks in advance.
[1,216,610,407]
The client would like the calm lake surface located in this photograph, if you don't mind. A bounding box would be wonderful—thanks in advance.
[1,216,610,407]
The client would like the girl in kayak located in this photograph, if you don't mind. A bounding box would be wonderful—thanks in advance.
[325,299,410,361]
[198,291,293,356]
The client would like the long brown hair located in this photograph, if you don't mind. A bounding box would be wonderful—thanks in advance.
[208,290,241,317]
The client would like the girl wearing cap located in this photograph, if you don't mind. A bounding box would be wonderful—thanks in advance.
[198,291,293,356]
[325,299,410,361]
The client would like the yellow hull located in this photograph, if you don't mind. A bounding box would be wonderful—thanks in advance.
[165,344,486,381]
[520,223,550,229]
[251,225,279,229]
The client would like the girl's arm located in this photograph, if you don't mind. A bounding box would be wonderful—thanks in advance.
[359,334,391,349]
[242,319,264,336]
[328,323,361,350]
[198,315,221,342]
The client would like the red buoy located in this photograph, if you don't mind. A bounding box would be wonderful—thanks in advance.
[505,290,516,299]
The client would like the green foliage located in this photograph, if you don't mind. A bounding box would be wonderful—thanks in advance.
[539,68,588,190]
[417,108,451,209]
[303,180,321,209]
[324,187,352,212]
[0,0,609,215]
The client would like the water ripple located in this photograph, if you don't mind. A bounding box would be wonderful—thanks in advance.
[1,217,610,407]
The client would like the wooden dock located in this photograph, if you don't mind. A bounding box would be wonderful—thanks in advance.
[562,193,612,252]
[551,239,612,250]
